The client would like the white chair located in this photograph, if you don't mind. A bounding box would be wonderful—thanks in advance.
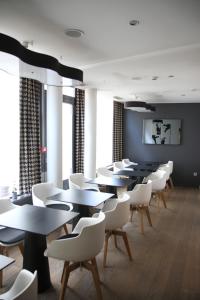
[69,173,99,191]
[96,167,114,178]
[32,182,73,233]
[101,194,133,267]
[113,161,133,172]
[45,212,105,300]
[160,160,174,188]
[0,198,25,287]
[122,158,138,167]
[0,269,37,300]
[145,170,168,208]
[126,180,152,234]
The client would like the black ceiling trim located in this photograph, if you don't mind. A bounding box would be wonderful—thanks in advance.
[0,33,83,82]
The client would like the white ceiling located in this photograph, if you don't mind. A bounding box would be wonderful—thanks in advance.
[1,0,200,103]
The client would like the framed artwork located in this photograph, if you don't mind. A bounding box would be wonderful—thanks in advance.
[143,119,181,145]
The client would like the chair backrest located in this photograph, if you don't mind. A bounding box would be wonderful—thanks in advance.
[147,170,167,191]
[0,198,16,214]
[113,161,124,172]
[158,164,171,180]
[97,167,113,177]
[122,158,138,166]
[168,160,173,174]
[69,173,85,189]
[102,194,130,230]
[127,180,152,206]
[46,212,106,262]
[0,269,37,300]
[32,182,56,207]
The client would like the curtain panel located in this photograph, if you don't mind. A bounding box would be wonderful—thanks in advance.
[19,78,42,194]
[73,88,85,173]
[112,101,124,162]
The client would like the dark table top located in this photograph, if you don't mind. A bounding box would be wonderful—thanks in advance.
[0,205,79,236]
[0,254,15,271]
[46,189,114,207]
[134,161,163,167]
[127,164,157,172]
[114,169,152,178]
[88,177,136,187]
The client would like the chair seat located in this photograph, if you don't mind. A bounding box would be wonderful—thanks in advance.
[0,228,25,245]
[46,203,71,211]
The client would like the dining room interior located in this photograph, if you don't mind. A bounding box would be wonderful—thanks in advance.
[0,0,200,299]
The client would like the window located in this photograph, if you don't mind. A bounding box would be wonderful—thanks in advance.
[0,72,19,192]
[96,92,113,168]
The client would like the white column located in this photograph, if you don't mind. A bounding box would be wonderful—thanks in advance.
[46,70,63,187]
[84,88,97,179]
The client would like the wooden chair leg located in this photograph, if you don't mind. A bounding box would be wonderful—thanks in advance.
[169,176,174,188]
[63,224,68,234]
[160,191,167,208]
[145,207,152,227]
[139,208,144,234]
[114,235,118,248]
[84,259,102,300]
[121,232,133,261]
[0,270,2,288]
[103,232,111,267]
[59,262,70,300]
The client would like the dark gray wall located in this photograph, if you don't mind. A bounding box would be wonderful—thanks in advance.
[124,103,200,187]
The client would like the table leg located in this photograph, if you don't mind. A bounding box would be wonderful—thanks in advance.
[23,232,51,293]
[72,205,91,229]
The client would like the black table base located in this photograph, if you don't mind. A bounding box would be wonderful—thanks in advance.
[23,232,51,293]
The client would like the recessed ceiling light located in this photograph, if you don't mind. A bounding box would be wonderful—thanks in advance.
[181,94,186,96]
[131,76,142,80]
[168,75,175,78]
[152,76,159,80]
[129,20,139,26]
[191,88,197,92]
[65,29,84,38]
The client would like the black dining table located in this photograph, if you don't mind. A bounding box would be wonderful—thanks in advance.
[46,189,114,226]
[127,164,158,172]
[87,176,136,194]
[0,204,78,293]
[113,169,152,182]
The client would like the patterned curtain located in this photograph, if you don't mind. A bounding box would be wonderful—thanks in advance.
[73,88,85,173]
[113,101,124,162]
[19,78,42,194]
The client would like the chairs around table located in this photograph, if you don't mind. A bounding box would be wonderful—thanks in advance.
[45,212,106,300]
[32,182,73,234]
[0,269,37,300]
[126,180,152,234]
[101,194,133,267]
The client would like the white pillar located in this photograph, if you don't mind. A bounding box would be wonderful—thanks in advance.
[84,88,97,179]
[46,71,63,187]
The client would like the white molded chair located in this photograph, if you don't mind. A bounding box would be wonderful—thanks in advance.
[96,167,113,178]
[101,194,132,267]
[69,173,99,191]
[0,199,25,287]
[145,170,168,208]
[0,269,37,300]
[45,212,105,300]
[32,182,73,234]
[160,160,174,188]
[126,180,152,234]
[122,158,138,167]
[113,161,132,172]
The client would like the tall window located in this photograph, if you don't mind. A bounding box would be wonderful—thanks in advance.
[96,92,113,168]
[0,72,19,191]
[62,87,74,180]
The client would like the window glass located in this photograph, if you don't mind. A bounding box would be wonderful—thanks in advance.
[0,72,19,193]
